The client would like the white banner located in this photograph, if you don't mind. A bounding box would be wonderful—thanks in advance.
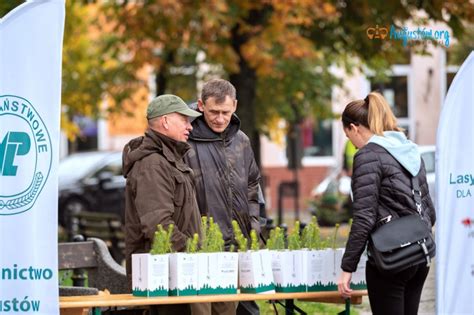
[436,51,474,315]
[0,1,65,314]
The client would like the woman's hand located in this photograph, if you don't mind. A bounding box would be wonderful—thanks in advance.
[338,271,353,298]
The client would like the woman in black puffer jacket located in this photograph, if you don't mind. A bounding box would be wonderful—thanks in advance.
[337,92,436,315]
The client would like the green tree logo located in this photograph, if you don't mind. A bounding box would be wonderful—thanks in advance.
[0,132,31,176]
[0,95,52,215]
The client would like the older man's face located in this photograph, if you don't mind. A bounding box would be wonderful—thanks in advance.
[163,113,193,142]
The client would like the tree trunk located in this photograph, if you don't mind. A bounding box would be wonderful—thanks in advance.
[230,65,261,169]
[229,10,267,169]
[155,50,175,96]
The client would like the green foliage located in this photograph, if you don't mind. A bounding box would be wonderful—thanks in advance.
[266,226,285,250]
[302,216,324,250]
[232,220,248,252]
[250,230,259,251]
[150,224,174,255]
[186,233,199,253]
[448,26,474,66]
[200,216,225,253]
[98,0,474,158]
[256,299,358,315]
[0,1,24,17]
[311,193,352,227]
[287,221,302,250]
[200,216,208,251]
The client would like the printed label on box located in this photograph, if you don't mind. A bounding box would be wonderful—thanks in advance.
[351,250,368,290]
[304,250,325,292]
[132,253,169,297]
[318,248,344,291]
[271,250,306,292]
[239,250,275,294]
[169,253,198,296]
[197,252,238,295]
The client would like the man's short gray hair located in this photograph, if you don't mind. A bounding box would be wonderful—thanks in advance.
[201,79,236,104]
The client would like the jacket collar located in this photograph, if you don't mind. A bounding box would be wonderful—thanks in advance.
[189,114,241,142]
[145,128,191,164]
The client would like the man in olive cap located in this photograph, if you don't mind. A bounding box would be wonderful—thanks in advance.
[122,94,201,314]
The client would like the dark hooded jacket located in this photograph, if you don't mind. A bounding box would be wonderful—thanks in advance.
[341,134,436,272]
[122,128,201,279]
[185,114,261,248]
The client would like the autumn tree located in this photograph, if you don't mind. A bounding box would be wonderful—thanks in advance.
[101,0,474,164]
[1,1,138,141]
[4,1,473,155]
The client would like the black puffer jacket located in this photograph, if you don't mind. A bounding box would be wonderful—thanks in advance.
[341,142,436,272]
[184,114,261,248]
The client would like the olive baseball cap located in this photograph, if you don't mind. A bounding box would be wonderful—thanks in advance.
[147,94,201,119]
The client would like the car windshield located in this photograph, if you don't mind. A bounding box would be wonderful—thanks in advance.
[421,151,435,174]
[59,152,111,182]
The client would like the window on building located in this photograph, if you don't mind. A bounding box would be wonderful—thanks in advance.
[68,116,98,153]
[370,75,409,118]
[301,119,333,157]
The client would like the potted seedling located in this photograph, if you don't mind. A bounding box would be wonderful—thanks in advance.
[346,219,367,290]
[197,216,238,295]
[319,223,345,291]
[132,224,173,297]
[301,216,328,292]
[169,229,199,296]
[268,222,306,292]
[234,220,275,294]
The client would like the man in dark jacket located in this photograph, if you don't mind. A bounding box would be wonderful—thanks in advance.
[185,79,261,315]
[123,94,202,314]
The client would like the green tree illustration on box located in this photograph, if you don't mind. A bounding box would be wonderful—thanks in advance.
[150,224,174,255]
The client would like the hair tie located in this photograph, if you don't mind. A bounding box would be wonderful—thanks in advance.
[364,95,370,106]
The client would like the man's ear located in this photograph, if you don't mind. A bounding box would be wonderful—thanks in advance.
[233,99,238,112]
[161,115,169,130]
[197,99,204,112]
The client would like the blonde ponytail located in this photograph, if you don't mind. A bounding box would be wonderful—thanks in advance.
[366,92,401,135]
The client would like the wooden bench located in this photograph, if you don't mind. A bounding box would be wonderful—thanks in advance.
[68,211,125,264]
[60,290,367,315]
[58,237,128,297]
[58,238,368,314]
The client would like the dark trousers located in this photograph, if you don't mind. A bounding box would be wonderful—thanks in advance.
[236,301,259,315]
[366,261,429,315]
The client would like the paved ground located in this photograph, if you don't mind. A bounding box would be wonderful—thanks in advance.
[418,262,436,315]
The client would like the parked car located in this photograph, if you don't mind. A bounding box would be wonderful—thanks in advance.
[310,145,436,224]
[58,151,125,227]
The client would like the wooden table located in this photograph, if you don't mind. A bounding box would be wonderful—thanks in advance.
[60,290,368,315]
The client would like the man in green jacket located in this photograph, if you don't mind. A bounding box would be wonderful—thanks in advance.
[123,94,201,314]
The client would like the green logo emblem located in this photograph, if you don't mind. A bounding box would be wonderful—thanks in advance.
[0,95,52,215]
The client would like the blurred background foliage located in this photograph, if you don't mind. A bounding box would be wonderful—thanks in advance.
[1,1,473,148]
